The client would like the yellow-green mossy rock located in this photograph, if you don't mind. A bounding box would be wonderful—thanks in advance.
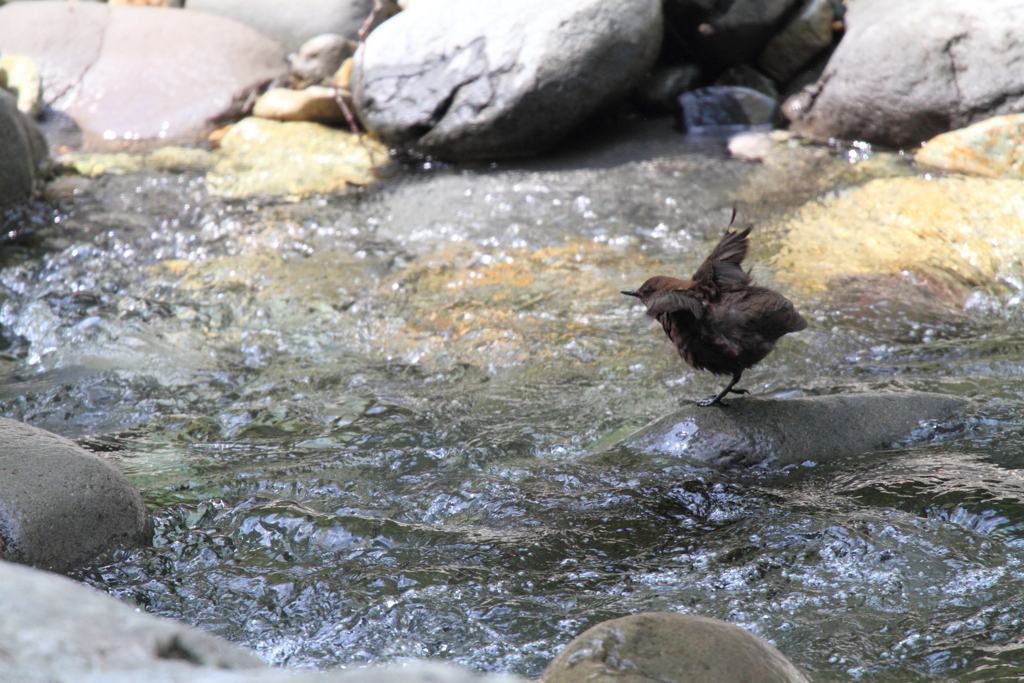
[772,176,1024,292]
[55,148,216,178]
[205,117,391,198]
[0,54,42,117]
[543,613,809,683]
[916,114,1024,179]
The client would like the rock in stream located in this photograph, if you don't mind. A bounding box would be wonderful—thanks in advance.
[600,392,967,469]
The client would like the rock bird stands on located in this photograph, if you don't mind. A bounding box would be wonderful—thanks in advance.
[622,225,807,406]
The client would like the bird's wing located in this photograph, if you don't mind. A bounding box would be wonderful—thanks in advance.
[645,288,704,320]
[692,226,752,294]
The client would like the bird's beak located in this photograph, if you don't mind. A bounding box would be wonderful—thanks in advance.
[621,290,640,298]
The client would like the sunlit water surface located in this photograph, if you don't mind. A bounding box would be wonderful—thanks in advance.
[2,136,1024,682]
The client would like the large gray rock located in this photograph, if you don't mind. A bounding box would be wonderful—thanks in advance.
[0,88,47,210]
[0,417,148,572]
[353,0,662,160]
[185,0,379,53]
[602,392,967,469]
[0,1,288,151]
[0,559,527,682]
[787,0,1024,146]
[542,612,809,683]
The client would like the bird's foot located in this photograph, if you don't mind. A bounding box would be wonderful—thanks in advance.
[727,388,749,395]
[694,396,729,407]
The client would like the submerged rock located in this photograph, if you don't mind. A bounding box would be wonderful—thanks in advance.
[604,392,967,469]
[916,113,1024,179]
[543,612,809,683]
[204,116,391,198]
[771,176,1024,293]
[787,0,1024,147]
[353,0,662,159]
[0,1,287,151]
[0,418,149,572]
[677,86,779,136]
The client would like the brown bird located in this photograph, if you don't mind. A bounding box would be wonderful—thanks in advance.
[622,225,807,406]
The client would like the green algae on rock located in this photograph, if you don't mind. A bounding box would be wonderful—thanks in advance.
[916,113,1024,179]
[56,147,217,177]
[205,117,392,199]
[543,612,810,683]
[771,176,1024,293]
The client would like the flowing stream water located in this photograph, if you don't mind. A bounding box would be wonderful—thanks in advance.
[3,128,1024,681]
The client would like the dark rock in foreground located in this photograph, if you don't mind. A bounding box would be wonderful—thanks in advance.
[0,88,48,211]
[543,612,809,683]
[787,0,1024,146]
[0,418,149,572]
[353,0,662,160]
[604,392,967,469]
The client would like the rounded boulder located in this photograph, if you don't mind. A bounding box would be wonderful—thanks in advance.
[0,418,149,572]
[543,612,809,683]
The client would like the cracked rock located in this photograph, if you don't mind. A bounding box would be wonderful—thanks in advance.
[786,0,1024,147]
[352,0,662,160]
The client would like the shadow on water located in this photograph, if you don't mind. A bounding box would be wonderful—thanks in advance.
[1,127,1023,681]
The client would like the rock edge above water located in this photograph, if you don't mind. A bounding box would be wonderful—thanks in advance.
[604,392,968,469]
[0,417,149,572]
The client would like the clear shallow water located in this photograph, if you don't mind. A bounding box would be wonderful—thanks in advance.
[2,138,1024,681]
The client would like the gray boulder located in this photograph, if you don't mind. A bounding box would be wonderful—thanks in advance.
[353,0,662,160]
[787,0,1024,146]
[185,0,380,53]
[756,0,834,83]
[0,559,527,682]
[0,417,149,572]
[542,612,809,683]
[601,392,967,469]
[684,0,802,69]
[0,1,287,151]
[0,88,47,210]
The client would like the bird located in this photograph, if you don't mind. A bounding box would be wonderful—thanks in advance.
[621,222,807,407]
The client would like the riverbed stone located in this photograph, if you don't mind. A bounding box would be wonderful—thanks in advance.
[0,418,149,571]
[677,86,779,136]
[915,113,1024,179]
[253,86,347,124]
[604,392,967,469]
[756,0,833,83]
[634,64,702,115]
[770,176,1024,293]
[0,87,47,210]
[290,33,356,88]
[543,612,809,683]
[0,1,288,151]
[185,0,380,53]
[204,116,391,198]
[787,0,1024,147]
[0,558,527,682]
[713,64,778,99]
[353,0,662,160]
[684,0,802,69]
[0,53,43,117]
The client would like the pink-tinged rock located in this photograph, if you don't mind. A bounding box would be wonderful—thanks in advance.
[0,1,287,151]
[916,114,1024,179]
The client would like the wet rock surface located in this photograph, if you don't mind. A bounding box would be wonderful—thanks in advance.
[0,418,148,571]
[0,0,288,151]
[916,113,1024,178]
[542,612,810,683]
[353,0,662,159]
[204,116,391,197]
[606,392,968,469]
[678,86,779,135]
[788,0,1024,146]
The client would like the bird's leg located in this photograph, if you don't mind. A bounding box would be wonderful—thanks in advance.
[694,371,744,407]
